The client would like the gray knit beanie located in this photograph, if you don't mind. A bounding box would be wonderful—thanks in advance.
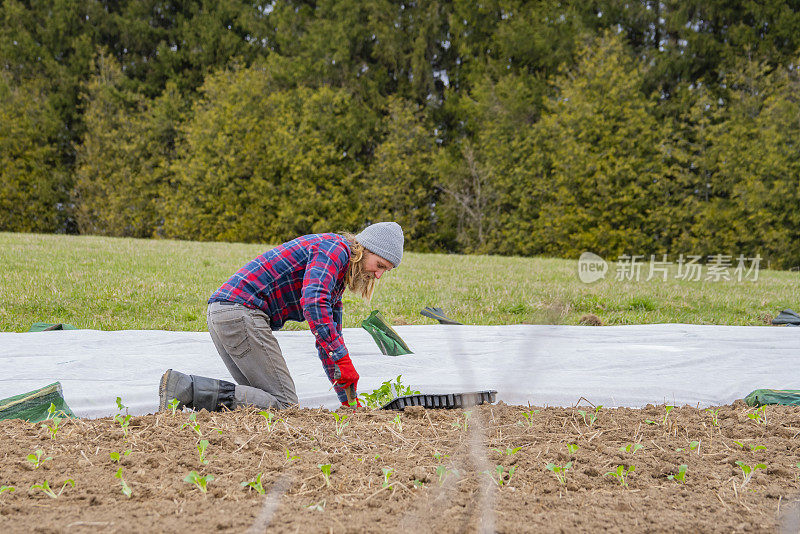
[355,222,404,267]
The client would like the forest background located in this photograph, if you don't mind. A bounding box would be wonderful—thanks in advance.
[2,0,800,269]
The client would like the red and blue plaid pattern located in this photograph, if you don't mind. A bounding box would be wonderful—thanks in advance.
[209,233,352,402]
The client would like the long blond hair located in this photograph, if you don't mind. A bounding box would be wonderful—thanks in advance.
[342,232,377,303]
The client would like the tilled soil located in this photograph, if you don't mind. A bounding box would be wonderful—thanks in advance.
[2,401,800,533]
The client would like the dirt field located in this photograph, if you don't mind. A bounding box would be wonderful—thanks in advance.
[2,401,800,533]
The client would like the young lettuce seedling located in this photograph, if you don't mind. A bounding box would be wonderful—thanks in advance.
[332,412,349,436]
[567,444,579,456]
[577,406,602,427]
[41,414,62,439]
[26,449,52,469]
[115,467,132,497]
[435,465,459,486]
[109,449,132,463]
[241,472,266,495]
[735,461,766,488]
[381,467,394,489]
[520,409,539,428]
[30,479,75,499]
[662,405,674,425]
[451,411,471,431]
[184,471,213,493]
[746,406,768,426]
[319,464,332,487]
[167,398,180,416]
[485,465,516,487]
[604,465,635,487]
[619,443,643,454]
[0,486,14,496]
[259,411,275,432]
[393,414,403,433]
[181,412,202,436]
[545,462,572,485]
[197,440,210,465]
[667,464,688,484]
[492,446,523,456]
[705,408,720,426]
[284,449,299,462]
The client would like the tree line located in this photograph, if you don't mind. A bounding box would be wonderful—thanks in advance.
[2,0,799,268]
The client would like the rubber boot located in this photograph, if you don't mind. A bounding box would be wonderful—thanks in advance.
[159,370,235,412]
[191,374,235,412]
[159,369,193,411]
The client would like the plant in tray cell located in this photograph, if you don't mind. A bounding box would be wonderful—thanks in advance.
[619,443,643,454]
[30,479,75,499]
[241,473,266,495]
[361,375,420,409]
[115,467,132,497]
[667,464,688,484]
[545,462,572,485]
[604,465,635,487]
[184,471,213,493]
[332,412,349,436]
[319,464,332,487]
[27,449,52,469]
[735,461,766,488]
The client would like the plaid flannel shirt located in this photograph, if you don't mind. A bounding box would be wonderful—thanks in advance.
[209,233,352,402]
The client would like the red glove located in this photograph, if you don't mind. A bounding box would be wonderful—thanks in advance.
[333,354,359,389]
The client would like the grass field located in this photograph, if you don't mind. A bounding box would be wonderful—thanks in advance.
[1,232,797,332]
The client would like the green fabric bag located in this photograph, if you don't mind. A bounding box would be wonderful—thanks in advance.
[361,310,413,356]
[744,389,800,407]
[28,322,78,332]
[0,382,76,422]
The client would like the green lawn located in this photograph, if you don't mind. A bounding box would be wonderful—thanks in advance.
[1,232,797,332]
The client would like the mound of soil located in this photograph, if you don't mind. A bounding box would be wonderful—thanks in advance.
[2,402,800,533]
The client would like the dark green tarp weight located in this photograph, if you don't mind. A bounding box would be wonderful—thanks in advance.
[745,389,800,407]
[0,382,76,422]
[28,322,78,332]
[361,310,412,356]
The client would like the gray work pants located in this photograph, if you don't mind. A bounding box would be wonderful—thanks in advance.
[207,302,299,409]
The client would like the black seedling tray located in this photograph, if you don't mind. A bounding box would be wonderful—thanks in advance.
[380,390,497,411]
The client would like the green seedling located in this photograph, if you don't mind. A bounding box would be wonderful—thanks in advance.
[645,419,658,425]
[109,449,132,463]
[285,449,300,462]
[393,414,403,433]
[545,462,572,484]
[259,411,275,432]
[197,439,210,465]
[576,405,602,427]
[332,412,349,436]
[115,467,132,497]
[307,499,326,512]
[41,414,62,439]
[433,451,449,461]
[520,409,539,427]
[0,486,15,495]
[667,464,688,483]
[735,461,766,488]
[114,413,132,438]
[381,467,394,489]
[319,464,332,487]
[30,479,75,499]
[747,406,768,426]
[567,443,579,455]
[662,405,674,425]
[492,446,522,456]
[733,441,766,452]
[181,412,202,436]
[184,471,213,493]
[27,449,52,469]
[412,480,425,488]
[167,398,180,415]
[619,443,643,454]
[689,440,700,452]
[451,411,471,431]
[241,472,266,495]
[361,375,420,409]
[705,408,720,426]
[485,465,516,487]
[435,465,459,485]
[604,465,635,487]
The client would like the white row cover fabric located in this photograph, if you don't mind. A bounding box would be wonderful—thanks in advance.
[0,324,797,419]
